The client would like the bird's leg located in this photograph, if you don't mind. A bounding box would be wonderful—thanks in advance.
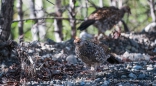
[115,25,121,35]
[102,33,109,39]
[112,25,121,39]
[81,65,97,79]
[97,24,110,39]
[90,64,98,79]
[105,61,110,69]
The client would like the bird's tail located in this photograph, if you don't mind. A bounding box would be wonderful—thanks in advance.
[78,19,95,31]
[107,53,123,64]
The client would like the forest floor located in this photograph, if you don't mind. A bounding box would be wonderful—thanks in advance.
[0,32,156,86]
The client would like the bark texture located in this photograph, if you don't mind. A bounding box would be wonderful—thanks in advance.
[0,0,14,41]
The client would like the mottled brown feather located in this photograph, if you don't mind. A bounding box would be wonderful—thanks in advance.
[74,37,109,66]
[78,6,131,33]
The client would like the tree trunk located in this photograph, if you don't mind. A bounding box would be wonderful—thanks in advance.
[0,0,14,41]
[148,0,156,22]
[35,0,46,41]
[118,0,123,8]
[110,0,117,6]
[99,0,103,7]
[54,0,63,42]
[29,0,38,41]
[17,0,24,43]
[68,0,76,39]
[29,0,37,20]
[29,0,46,41]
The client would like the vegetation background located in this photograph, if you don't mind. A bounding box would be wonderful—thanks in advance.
[1,0,155,42]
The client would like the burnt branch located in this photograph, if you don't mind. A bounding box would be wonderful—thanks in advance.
[0,0,14,41]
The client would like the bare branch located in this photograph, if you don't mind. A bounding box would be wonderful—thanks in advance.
[87,0,99,9]
[46,0,55,5]
[12,17,84,22]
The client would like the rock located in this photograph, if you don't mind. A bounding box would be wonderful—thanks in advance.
[121,75,127,78]
[129,39,139,48]
[45,38,56,45]
[132,65,142,70]
[102,80,110,86]
[126,64,133,69]
[143,54,150,61]
[80,80,85,86]
[133,53,142,61]
[138,73,146,79]
[36,48,42,53]
[0,49,9,57]
[66,55,78,65]
[52,52,66,61]
[41,46,47,50]
[128,73,137,79]
[31,41,41,48]
[131,47,138,52]
[42,54,52,59]
[142,22,156,33]
[115,48,121,54]
[28,49,34,54]
[85,82,92,86]
[66,81,74,86]
[126,45,131,50]
[147,65,153,71]
[153,48,156,53]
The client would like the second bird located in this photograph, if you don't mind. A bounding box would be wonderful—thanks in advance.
[78,6,131,35]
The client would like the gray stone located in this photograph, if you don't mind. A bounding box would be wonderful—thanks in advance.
[28,49,34,53]
[129,39,139,48]
[121,75,127,78]
[138,73,146,79]
[126,45,131,50]
[66,55,78,64]
[131,47,138,52]
[132,65,142,70]
[128,73,137,79]
[147,67,153,71]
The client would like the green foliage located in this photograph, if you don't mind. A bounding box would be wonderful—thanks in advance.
[11,22,18,41]
[24,20,34,41]
[11,0,155,42]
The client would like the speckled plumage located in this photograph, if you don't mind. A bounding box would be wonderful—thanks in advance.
[74,37,109,67]
[78,6,131,33]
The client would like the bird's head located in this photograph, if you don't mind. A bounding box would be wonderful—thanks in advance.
[121,6,131,14]
[74,37,84,47]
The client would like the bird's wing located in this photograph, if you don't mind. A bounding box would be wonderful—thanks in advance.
[81,42,101,61]
[88,6,120,20]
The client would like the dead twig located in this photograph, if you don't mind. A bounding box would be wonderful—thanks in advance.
[46,0,55,5]
[12,17,84,23]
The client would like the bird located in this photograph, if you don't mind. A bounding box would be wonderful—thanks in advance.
[74,37,120,73]
[78,6,131,37]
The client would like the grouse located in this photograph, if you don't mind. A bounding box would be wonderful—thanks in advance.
[74,37,120,71]
[78,6,131,36]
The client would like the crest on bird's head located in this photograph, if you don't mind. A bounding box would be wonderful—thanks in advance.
[74,37,85,47]
[74,36,81,44]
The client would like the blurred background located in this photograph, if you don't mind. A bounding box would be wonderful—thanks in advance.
[7,0,156,42]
